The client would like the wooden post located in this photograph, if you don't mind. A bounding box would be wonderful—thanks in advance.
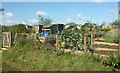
[34,33,37,40]
[91,32,93,50]
[56,24,58,50]
[84,36,86,53]
[56,33,58,50]
[14,33,18,45]
[10,32,12,47]
[118,33,120,57]
[84,27,87,53]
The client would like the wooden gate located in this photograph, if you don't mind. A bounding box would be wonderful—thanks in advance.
[2,32,11,47]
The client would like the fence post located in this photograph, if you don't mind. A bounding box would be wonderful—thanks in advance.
[56,33,58,50]
[118,33,120,57]
[91,32,93,50]
[14,33,18,45]
[56,24,58,50]
[84,27,87,53]
[34,33,37,40]
[84,36,86,53]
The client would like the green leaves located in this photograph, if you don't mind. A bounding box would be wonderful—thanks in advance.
[38,15,52,25]
[59,28,91,51]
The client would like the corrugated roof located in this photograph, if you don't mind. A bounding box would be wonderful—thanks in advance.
[43,24,64,28]
[43,24,55,28]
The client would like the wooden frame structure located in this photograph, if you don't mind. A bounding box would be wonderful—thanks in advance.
[2,32,11,47]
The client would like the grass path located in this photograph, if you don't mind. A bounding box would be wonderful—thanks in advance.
[2,57,32,71]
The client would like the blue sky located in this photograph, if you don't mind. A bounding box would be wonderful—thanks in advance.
[1,2,118,25]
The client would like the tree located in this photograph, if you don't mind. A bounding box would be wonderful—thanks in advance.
[65,22,76,29]
[38,15,52,25]
[2,24,27,34]
[111,20,119,26]
[66,22,76,26]
[101,22,105,28]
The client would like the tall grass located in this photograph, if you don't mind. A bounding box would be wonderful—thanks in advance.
[103,34,119,44]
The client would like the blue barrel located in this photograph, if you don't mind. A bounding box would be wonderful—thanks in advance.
[57,31,60,34]
[46,33,49,36]
[44,33,46,36]
[41,32,44,35]
[44,33,49,36]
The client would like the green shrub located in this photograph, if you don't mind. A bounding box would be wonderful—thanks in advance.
[103,34,119,44]
[107,55,120,69]
[59,29,91,51]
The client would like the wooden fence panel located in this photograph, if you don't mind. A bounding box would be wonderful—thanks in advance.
[2,32,11,47]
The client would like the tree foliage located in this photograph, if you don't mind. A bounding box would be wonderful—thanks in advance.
[38,15,52,25]
[111,20,119,26]
[59,25,91,51]
[2,24,28,44]
[2,24,27,33]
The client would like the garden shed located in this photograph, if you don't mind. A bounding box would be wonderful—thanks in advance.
[42,24,64,34]
[33,25,43,33]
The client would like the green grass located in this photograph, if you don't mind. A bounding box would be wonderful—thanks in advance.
[102,34,119,44]
[2,45,115,71]
[2,62,20,71]
[2,35,119,71]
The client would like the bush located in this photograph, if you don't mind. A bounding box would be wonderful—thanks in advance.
[102,55,120,70]
[108,55,120,69]
[103,34,119,44]
[59,29,91,51]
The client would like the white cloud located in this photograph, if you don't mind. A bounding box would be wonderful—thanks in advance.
[72,13,88,24]
[69,7,76,11]
[52,16,65,24]
[28,19,39,25]
[3,0,119,2]
[5,12,13,19]
[109,9,117,13]
[0,22,3,25]
[77,14,82,17]
[91,0,106,2]
[1,12,15,25]
[0,15,2,19]
[36,11,49,16]
[67,18,72,22]
[4,19,15,25]
[98,18,108,25]
[108,9,118,19]
[21,22,26,24]
[2,12,27,25]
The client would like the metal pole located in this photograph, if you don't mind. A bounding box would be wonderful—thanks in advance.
[89,8,95,51]
[90,8,92,24]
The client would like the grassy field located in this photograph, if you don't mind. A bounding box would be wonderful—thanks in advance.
[2,62,20,71]
[2,45,117,71]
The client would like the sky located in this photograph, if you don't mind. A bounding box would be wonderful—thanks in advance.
[0,2,119,26]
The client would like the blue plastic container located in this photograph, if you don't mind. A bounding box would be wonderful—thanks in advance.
[41,32,44,35]
[57,31,60,34]
[44,33,49,36]
[83,27,85,29]
[43,33,46,36]
[46,33,49,36]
